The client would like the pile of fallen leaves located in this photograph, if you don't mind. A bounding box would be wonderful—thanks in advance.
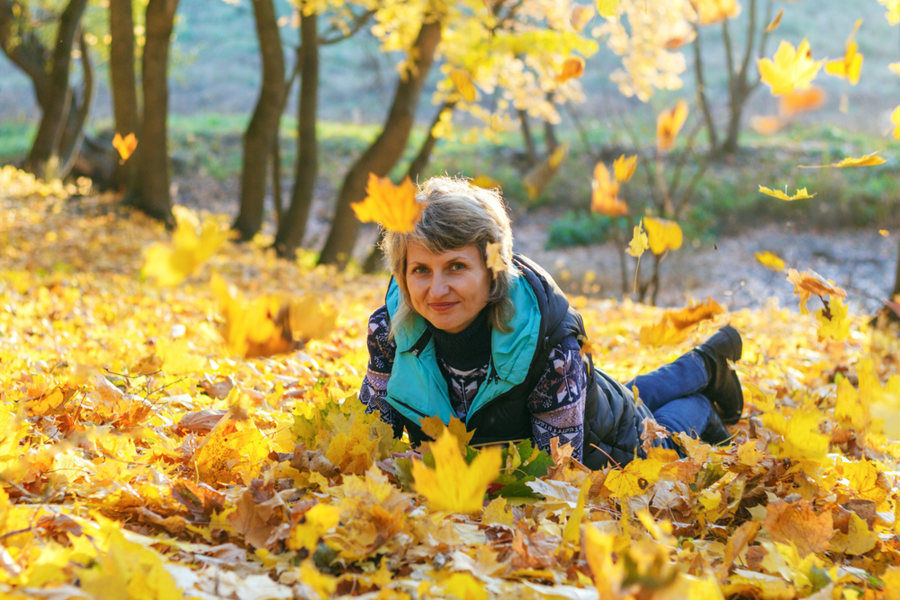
[3,177,900,600]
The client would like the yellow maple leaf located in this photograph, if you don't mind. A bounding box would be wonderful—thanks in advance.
[443,573,488,600]
[835,375,870,431]
[449,69,476,103]
[351,174,422,233]
[758,39,824,96]
[766,8,784,33]
[411,429,501,514]
[485,242,504,280]
[841,459,888,504]
[603,457,664,500]
[142,210,231,286]
[759,185,816,201]
[591,163,628,217]
[816,296,850,342]
[556,56,585,82]
[798,152,886,169]
[613,154,637,183]
[656,100,689,152]
[825,20,863,85]
[692,0,741,25]
[640,318,690,348]
[626,220,649,258]
[482,497,513,526]
[830,512,878,556]
[762,499,833,557]
[112,132,138,162]
[755,251,786,271]
[786,268,846,314]
[419,415,474,454]
[891,106,900,140]
[643,217,683,255]
[762,407,829,464]
[288,503,342,551]
[584,527,625,597]
[597,0,620,18]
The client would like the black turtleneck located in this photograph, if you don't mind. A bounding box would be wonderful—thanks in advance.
[427,307,492,371]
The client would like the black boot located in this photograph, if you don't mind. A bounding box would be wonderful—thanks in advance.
[694,325,743,425]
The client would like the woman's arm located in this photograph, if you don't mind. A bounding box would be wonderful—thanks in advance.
[359,305,405,438]
[526,335,587,461]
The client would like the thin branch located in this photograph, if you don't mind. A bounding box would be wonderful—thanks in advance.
[692,24,717,150]
[318,9,374,45]
[737,0,758,84]
[721,19,736,98]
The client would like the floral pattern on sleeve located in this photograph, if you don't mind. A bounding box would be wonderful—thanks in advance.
[526,335,587,460]
[359,305,404,437]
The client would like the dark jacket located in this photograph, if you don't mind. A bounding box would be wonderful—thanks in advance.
[383,254,652,469]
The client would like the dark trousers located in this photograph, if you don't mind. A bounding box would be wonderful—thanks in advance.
[625,350,718,442]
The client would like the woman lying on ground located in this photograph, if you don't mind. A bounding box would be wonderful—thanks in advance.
[358,177,744,469]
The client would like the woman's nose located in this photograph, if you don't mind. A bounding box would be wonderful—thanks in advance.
[429,273,450,298]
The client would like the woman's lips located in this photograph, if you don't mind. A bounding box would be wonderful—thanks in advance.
[429,302,457,312]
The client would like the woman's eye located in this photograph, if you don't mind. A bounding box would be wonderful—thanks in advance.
[451,262,466,271]
[412,266,428,274]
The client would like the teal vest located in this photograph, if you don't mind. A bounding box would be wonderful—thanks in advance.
[383,274,541,427]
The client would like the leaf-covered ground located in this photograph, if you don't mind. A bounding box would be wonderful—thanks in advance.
[3,168,900,600]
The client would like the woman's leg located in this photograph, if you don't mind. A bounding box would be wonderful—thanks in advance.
[651,393,730,445]
[624,350,708,413]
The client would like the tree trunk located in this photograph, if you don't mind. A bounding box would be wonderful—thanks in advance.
[0,0,52,107]
[232,0,286,241]
[109,0,141,192]
[318,19,443,268]
[692,28,718,152]
[22,0,88,178]
[57,31,93,179]
[543,119,558,154]
[720,87,747,155]
[362,99,456,274]
[517,108,538,166]
[134,0,179,225]
[273,10,318,259]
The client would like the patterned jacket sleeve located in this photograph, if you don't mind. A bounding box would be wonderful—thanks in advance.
[359,305,405,438]
[525,335,587,461]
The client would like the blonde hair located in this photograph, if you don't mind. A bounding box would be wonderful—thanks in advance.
[382,176,518,337]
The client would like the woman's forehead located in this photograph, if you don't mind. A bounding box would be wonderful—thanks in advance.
[407,241,480,264]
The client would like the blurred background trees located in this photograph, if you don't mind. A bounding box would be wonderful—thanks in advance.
[1,0,899,309]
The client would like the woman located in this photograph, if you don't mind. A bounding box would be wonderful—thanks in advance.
[359,177,743,469]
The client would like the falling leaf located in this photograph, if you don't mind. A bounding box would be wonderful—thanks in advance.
[692,0,741,25]
[758,185,816,201]
[556,57,585,82]
[112,132,138,162]
[664,297,725,329]
[591,163,628,216]
[351,174,422,233]
[891,106,900,140]
[786,268,846,313]
[411,429,501,514]
[798,152,886,169]
[485,242,503,280]
[755,251,786,271]
[643,217,683,255]
[449,69,476,103]
[626,220,649,258]
[471,175,500,190]
[880,229,889,236]
[613,154,638,183]
[597,0,620,18]
[142,210,231,287]
[750,115,786,135]
[766,8,784,32]
[825,20,863,85]
[890,61,900,75]
[758,39,824,96]
[779,87,827,117]
[570,5,594,31]
[816,296,850,342]
[656,100,689,152]
[523,143,569,200]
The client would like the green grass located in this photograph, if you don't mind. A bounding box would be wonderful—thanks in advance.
[0,121,34,161]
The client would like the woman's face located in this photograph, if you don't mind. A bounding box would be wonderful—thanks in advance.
[405,242,492,334]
